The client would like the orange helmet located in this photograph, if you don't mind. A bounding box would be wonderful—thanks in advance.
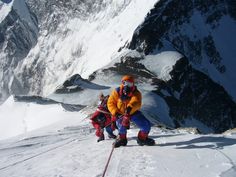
[121,75,135,83]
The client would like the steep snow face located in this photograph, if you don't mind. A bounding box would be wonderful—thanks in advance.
[13,0,157,97]
[0,96,83,140]
[0,101,235,177]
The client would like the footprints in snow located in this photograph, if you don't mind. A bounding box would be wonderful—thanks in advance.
[113,145,156,177]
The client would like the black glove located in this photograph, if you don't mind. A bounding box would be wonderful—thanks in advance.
[96,114,106,128]
[116,113,123,119]
[126,106,132,115]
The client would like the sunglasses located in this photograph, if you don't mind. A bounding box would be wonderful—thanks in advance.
[122,80,134,87]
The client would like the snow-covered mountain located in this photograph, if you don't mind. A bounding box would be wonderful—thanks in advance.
[0,0,157,103]
[1,1,236,176]
[0,0,236,134]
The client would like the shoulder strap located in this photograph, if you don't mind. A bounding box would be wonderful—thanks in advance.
[115,86,122,96]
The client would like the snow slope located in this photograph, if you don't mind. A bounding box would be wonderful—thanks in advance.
[0,96,82,140]
[189,12,236,101]
[0,101,235,177]
[140,51,183,81]
[0,0,13,22]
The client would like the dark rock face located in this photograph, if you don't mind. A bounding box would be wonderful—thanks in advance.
[128,0,235,73]
[153,58,236,133]
[14,95,58,105]
[14,95,85,112]
[55,74,85,94]
[103,56,155,79]
[55,74,109,94]
[89,55,157,87]
[0,10,38,60]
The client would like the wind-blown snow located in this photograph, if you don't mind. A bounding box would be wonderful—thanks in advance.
[0,102,235,177]
[69,0,158,78]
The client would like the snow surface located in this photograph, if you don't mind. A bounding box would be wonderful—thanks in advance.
[68,0,157,78]
[142,91,175,128]
[0,0,13,22]
[0,96,81,140]
[140,51,183,81]
[0,100,235,177]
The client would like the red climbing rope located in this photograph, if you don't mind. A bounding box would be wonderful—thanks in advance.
[102,145,115,177]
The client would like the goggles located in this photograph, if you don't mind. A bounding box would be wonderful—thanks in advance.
[122,80,134,87]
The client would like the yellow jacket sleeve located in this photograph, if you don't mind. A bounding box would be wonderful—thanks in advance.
[107,89,119,116]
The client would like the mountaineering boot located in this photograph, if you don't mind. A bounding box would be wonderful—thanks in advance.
[137,137,155,146]
[113,134,127,148]
[113,138,127,148]
[137,131,155,146]
[108,133,117,139]
[97,134,105,142]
